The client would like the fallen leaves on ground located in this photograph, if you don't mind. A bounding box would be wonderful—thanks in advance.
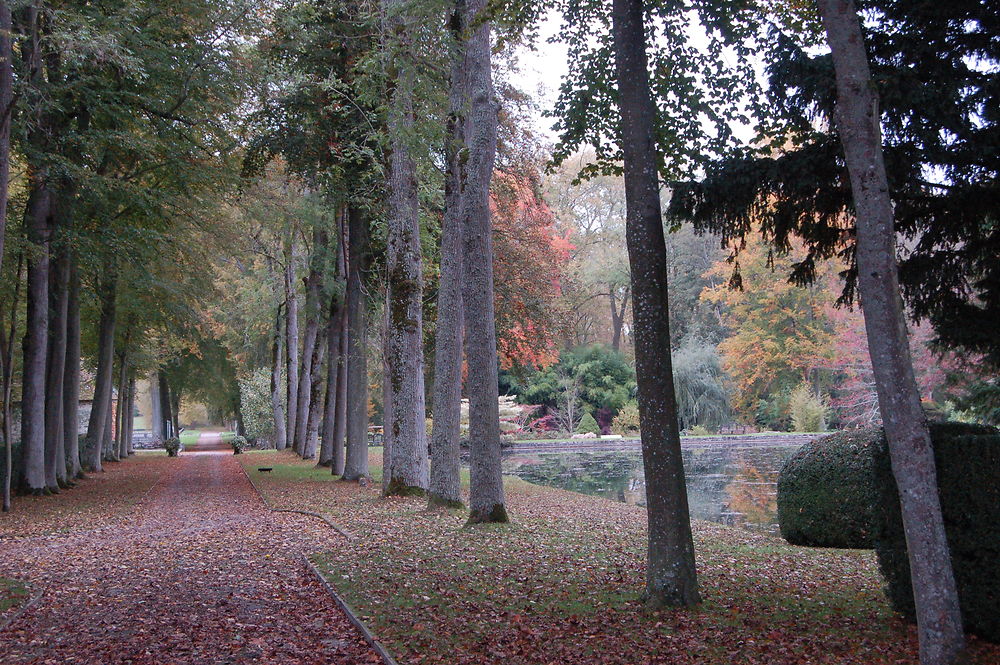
[0,442,381,665]
[243,449,1000,665]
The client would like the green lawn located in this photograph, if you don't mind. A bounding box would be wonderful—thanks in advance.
[0,578,29,614]
[178,430,236,446]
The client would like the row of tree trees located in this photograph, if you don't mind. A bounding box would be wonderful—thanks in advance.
[1,1,994,664]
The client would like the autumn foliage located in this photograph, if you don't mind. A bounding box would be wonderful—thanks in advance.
[491,169,571,369]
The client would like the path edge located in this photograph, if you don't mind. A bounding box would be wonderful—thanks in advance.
[0,589,43,634]
[301,553,401,665]
[235,455,354,540]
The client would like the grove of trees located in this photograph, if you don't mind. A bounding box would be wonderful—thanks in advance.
[0,1,996,663]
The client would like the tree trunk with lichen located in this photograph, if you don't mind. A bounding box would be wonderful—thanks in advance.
[342,207,370,481]
[270,307,286,450]
[461,0,507,524]
[45,220,69,490]
[284,233,300,453]
[428,0,468,510]
[84,266,116,473]
[816,2,964,663]
[611,0,700,607]
[63,252,82,478]
[294,229,326,457]
[382,0,429,496]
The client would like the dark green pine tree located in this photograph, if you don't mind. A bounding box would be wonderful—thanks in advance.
[668,0,1000,367]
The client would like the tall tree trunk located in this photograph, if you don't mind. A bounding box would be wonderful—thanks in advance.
[321,220,347,468]
[342,207,370,481]
[115,351,129,460]
[84,268,116,472]
[103,389,115,462]
[284,234,300,453]
[428,0,468,509]
[383,0,429,495]
[169,386,180,439]
[294,229,326,456]
[817,2,964,662]
[149,371,163,441]
[461,0,506,523]
[1,254,21,512]
[157,371,172,440]
[20,183,51,494]
[332,321,349,475]
[125,377,135,456]
[63,253,82,479]
[610,288,628,352]
[0,0,12,275]
[0,0,11,511]
[611,0,699,606]
[44,222,69,490]
[270,307,286,450]
[303,324,327,460]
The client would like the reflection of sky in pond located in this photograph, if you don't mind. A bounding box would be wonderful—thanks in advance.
[502,445,803,532]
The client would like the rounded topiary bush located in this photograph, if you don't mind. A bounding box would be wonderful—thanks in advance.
[777,428,879,548]
[874,422,1000,643]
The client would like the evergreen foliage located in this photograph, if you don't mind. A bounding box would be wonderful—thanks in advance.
[575,412,600,436]
[668,0,1000,367]
[777,429,877,549]
[874,424,1000,642]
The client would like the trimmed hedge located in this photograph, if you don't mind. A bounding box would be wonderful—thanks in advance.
[874,424,1000,643]
[777,428,879,548]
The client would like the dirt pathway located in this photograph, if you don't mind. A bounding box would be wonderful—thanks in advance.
[0,435,381,665]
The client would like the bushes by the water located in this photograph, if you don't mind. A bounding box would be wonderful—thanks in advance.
[874,423,1000,643]
[776,428,878,548]
[576,412,600,436]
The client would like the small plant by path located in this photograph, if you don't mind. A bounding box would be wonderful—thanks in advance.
[242,450,1000,665]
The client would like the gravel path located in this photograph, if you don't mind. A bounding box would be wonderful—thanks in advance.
[0,435,381,665]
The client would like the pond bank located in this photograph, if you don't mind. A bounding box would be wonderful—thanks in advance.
[505,432,819,454]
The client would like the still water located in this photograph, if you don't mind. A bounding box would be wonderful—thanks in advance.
[502,443,805,532]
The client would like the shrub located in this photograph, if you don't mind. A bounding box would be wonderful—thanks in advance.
[576,412,600,436]
[788,383,829,433]
[239,369,275,444]
[688,424,713,436]
[163,437,180,457]
[777,428,879,548]
[231,435,248,455]
[611,400,640,436]
[874,422,1000,642]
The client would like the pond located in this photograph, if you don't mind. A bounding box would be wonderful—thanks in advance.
[502,442,806,532]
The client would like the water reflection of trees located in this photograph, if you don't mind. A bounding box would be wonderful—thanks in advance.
[514,452,639,502]
[722,456,779,529]
[508,446,795,531]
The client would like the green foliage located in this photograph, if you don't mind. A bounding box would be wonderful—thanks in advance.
[231,435,249,455]
[239,368,276,445]
[164,438,180,457]
[575,412,600,436]
[672,337,731,430]
[549,0,761,181]
[668,1,1000,367]
[611,400,640,436]
[874,423,1000,642]
[688,425,712,436]
[777,429,878,549]
[788,384,828,433]
[511,345,636,417]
